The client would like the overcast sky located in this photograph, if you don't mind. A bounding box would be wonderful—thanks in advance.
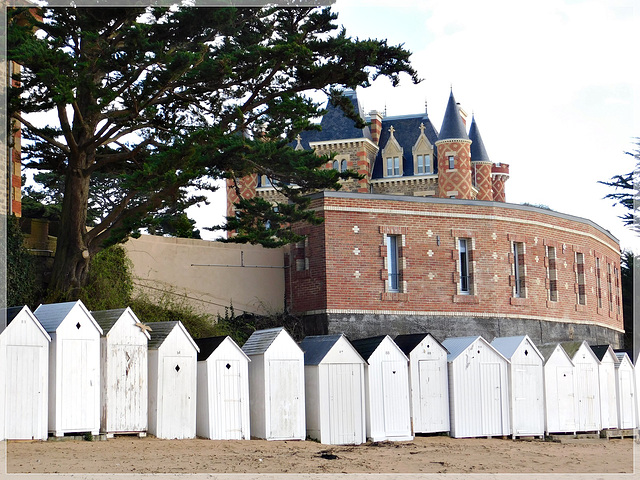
[195,0,638,253]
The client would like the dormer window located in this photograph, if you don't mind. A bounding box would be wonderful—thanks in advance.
[412,123,434,175]
[381,125,404,178]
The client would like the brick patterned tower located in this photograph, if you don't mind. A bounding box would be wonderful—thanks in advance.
[226,174,258,219]
[435,91,473,199]
[491,163,510,202]
[368,110,383,145]
[468,116,493,201]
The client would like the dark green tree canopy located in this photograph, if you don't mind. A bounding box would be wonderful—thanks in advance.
[8,6,418,294]
[600,140,639,234]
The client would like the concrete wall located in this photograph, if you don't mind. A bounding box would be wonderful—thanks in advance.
[124,235,285,318]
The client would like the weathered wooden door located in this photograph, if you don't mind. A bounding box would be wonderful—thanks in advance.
[618,369,635,429]
[217,359,243,439]
[269,359,301,439]
[577,365,598,431]
[110,344,146,432]
[5,345,42,439]
[513,364,542,435]
[556,366,576,431]
[328,363,362,444]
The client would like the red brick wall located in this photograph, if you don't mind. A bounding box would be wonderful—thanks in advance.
[473,162,493,201]
[289,193,623,334]
[226,174,258,219]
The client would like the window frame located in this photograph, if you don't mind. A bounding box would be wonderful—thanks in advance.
[458,238,470,294]
[387,234,400,292]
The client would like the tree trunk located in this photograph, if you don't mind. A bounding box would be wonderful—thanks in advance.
[48,166,92,297]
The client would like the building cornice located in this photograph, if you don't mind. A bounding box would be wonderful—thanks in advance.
[310,137,379,151]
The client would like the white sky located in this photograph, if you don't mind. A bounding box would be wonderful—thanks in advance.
[194,0,639,254]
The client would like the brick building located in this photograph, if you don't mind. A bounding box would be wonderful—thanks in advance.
[227,90,624,347]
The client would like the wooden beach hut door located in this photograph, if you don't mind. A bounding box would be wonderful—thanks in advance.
[618,369,635,429]
[513,364,540,434]
[217,359,243,439]
[382,360,410,436]
[480,363,503,436]
[269,359,301,439]
[112,344,146,432]
[327,363,362,445]
[61,339,99,431]
[417,359,447,432]
[162,355,195,438]
[556,366,577,431]
[5,345,43,439]
[577,365,598,431]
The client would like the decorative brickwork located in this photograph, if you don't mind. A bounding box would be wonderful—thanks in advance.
[226,174,258,218]
[491,163,510,203]
[435,139,473,199]
[472,162,493,201]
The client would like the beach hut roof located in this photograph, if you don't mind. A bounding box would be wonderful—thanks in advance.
[561,341,598,362]
[34,300,103,335]
[299,334,365,365]
[393,333,448,356]
[590,344,618,362]
[442,336,509,363]
[147,321,199,352]
[195,336,249,362]
[491,335,543,360]
[1,305,51,341]
[538,343,575,365]
[91,307,150,339]
[241,327,289,356]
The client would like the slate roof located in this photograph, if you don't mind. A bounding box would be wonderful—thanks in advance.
[438,91,469,141]
[393,333,448,356]
[371,114,439,179]
[590,344,617,362]
[468,116,491,163]
[614,351,630,364]
[91,308,127,335]
[491,335,542,361]
[34,300,102,334]
[299,334,345,365]
[350,335,388,362]
[441,336,479,361]
[4,306,24,326]
[194,336,247,362]
[560,341,585,359]
[297,90,371,150]
[537,344,561,362]
[241,326,286,356]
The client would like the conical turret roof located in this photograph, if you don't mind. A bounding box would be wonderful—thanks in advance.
[469,116,491,162]
[438,91,469,141]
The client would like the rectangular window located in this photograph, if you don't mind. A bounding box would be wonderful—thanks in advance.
[608,263,614,311]
[513,242,525,298]
[448,155,455,169]
[417,155,424,174]
[459,238,470,294]
[416,154,431,174]
[547,246,558,301]
[614,266,620,314]
[576,253,586,305]
[394,156,400,176]
[295,237,309,272]
[386,157,393,177]
[595,257,602,308]
[387,235,400,292]
[386,157,401,176]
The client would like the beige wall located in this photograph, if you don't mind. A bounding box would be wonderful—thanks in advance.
[124,235,285,317]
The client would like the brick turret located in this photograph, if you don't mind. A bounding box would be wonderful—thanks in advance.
[491,163,510,202]
[435,91,473,199]
[468,116,493,201]
[368,110,383,145]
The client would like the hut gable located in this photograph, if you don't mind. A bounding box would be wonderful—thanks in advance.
[35,300,103,336]
[394,333,448,358]
[491,335,543,364]
[241,326,284,356]
[2,306,50,341]
[147,321,199,353]
[92,307,151,341]
[300,334,364,366]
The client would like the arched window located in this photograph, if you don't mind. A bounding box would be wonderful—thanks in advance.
[332,160,339,171]
[340,159,347,172]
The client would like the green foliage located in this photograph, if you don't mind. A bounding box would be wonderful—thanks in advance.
[130,290,221,340]
[73,245,134,311]
[215,304,305,345]
[600,140,639,233]
[620,250,634,350]
[6,215,39,308]
[8,6,417,291]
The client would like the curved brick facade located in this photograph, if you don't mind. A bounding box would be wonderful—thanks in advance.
[287,192,624,347]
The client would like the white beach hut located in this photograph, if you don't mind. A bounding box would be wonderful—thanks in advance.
[394,333,449,434]
[491,335,544,438]
[538,343,578,435]
[299,334,366,445]
[441,336,511,438]
[195,336,250,440]
[350,335,412,442]
[0,306,51,440]
[92,308,150,437]
[242,327,305,440]
[614,352,636,430]
[34,300,102,437]
[147,321,199,439]
[590,345,619,430]
[561,341,601,432]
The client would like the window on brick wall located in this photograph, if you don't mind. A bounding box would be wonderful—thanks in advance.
[607,263,614,311]
[295,237,309,272]
[340,159,347,172]
[595,257,603,309]
[513,242,526,298]
[547,246,558,302]
[448,155,455,169]
[458,238,471,294]
[387,234,400,292]
[332,160,339,171]
[614,266,620,314]
[576,252,586,305]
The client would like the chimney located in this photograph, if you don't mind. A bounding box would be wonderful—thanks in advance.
[368,110,383,145]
